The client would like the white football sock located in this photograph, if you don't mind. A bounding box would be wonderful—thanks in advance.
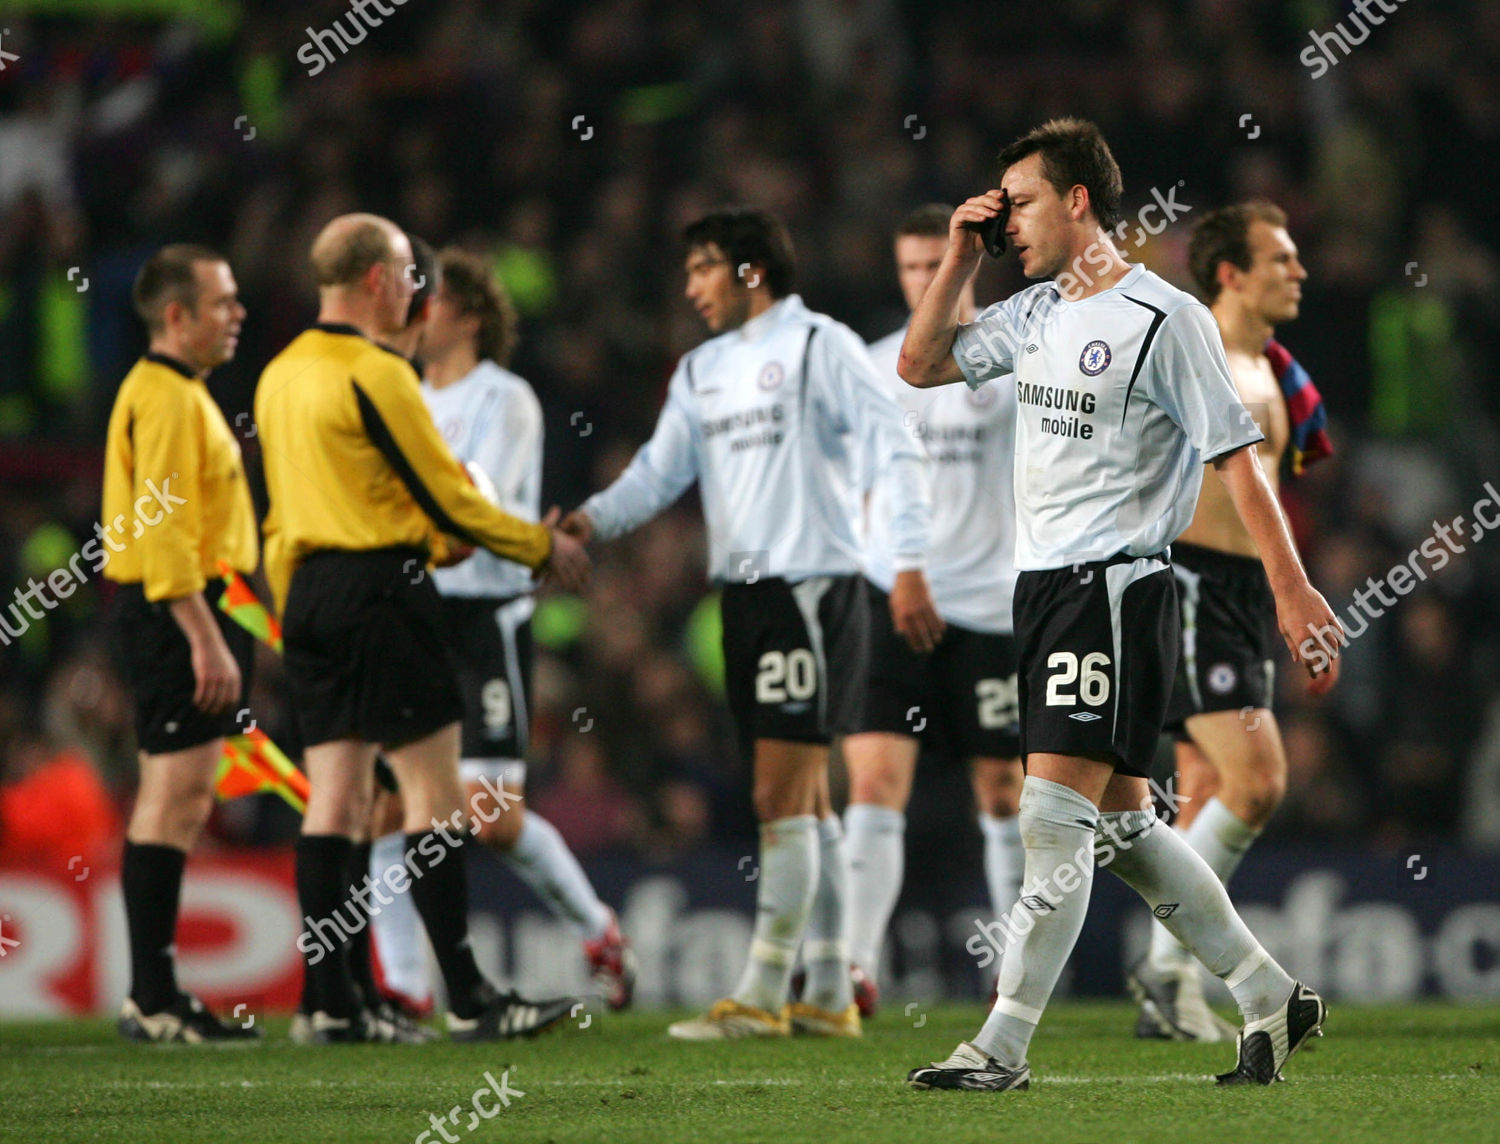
[1099,808,1293,1020]
[841,803,904,976]
[973,778,1099,1068]
[1146,797,1260,973]
[732,815,819,1014]
[803,816,853,1011]
[980,812,1025,927]
[369,830,431,1003]
[499,812,612,941]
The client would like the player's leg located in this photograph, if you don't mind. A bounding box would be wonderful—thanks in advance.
[467,764,635,1009]
[841,731,917,1003]
[970,755,1025,933]
[1140,715,1281,1039]
[455,599,634,1007]
[1095,767,1322,1084]
[839,577,924,1015]
[366,786,434,1017]
[115,582,259,1043]
[120,741,221,1027]
[796,764,855,1025]
[297,737,378,1032]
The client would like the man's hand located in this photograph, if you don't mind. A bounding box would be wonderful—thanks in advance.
[950,191,1007,265]
[890,568,945,654]
[189,629,242,715]
[1277,581,1344,686]
[556,506,594,544]
[541,507,592,592]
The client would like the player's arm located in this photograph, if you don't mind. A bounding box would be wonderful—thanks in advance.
[1213,446,1340,690]
[352,361,588,591]
[565,364,700,544]
[1150,305,1342,686]
[134,384,241,713]
[898,192,1003,388]
[821,329,943,652]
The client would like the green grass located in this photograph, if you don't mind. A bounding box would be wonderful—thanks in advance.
[2,1003,1497,1143]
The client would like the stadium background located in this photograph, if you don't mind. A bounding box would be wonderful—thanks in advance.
[1,0,1497,1016]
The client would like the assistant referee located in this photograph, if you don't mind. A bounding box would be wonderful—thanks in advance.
[255,213,588,1043]
[104,244,262,1044]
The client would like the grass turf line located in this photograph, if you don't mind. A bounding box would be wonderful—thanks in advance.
[1,1003,1496,1144]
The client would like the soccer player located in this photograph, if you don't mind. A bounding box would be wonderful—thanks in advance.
[1132,202,1337,1042]
[561,207,930,1039]
[899,120,1341,1090]
[256,213,590,1043]
[366,247,637,1012]
[105,245,262,1042]
[842,205,1023,1015]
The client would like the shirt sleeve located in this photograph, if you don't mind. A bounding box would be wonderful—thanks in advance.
[133,382,206,601]
[952,291,1030,390]
[1145,304,1266,461]
[581,363,700,541]
[352,358,552,569]
[814,325,930,568]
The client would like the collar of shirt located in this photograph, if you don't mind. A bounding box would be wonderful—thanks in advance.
[736,293,804,342]
[1056,263,1145,308]
[143,351,199,380]
[313,321,368,339]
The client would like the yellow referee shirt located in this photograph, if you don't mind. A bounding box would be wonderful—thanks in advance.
[101,352,259,601]
[255,323,552,611]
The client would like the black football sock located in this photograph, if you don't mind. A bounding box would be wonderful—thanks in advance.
[122,840,187,1014]
[344,840,383,1009]
[295,834,360,1019]
[405,828,486,1018]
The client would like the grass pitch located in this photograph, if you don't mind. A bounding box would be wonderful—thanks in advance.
[2,1003,1496,1143]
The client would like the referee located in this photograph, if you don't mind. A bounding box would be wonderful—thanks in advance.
[256,213,589,1043]
[105,245,262,1043]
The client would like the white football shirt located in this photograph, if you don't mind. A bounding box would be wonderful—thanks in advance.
[583,295,930,584]
[864,324,1017,634]
[424,360,542,601]
[953,265,1262,572]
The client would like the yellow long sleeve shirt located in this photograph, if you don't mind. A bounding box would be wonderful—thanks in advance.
[254,324,552,612]
[101,352,258,601]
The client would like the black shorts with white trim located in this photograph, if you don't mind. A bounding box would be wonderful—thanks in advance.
[1013,552,1178,779]
[721,574,868,758]
[1163,541,1276,737]
[439,594,533,761]
[853,579,1021,761]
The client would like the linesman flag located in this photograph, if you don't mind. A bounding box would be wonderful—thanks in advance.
[215,560,283,653]
[216,726,309,814]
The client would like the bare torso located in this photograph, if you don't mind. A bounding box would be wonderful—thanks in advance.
[1176,343,1289,558]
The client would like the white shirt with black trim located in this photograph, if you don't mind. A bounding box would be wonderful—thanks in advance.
[424,360,542,601]
[583,294,930,584]
[864,324,1018,634]
[953,264,1262,572]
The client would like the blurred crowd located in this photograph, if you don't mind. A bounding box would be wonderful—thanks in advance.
[2,0,1498,866]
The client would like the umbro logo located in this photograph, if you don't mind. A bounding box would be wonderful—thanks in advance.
[1019,894,1055,913]
[1025,344,1039,354]
[1153,903,1179,919]
[1068,710,1103,722]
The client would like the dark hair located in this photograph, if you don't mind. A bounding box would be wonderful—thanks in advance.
[1188,201,1289,302]
[404,234,440,329]
[682,207,796,298]
[131,244,225,332]
[438,247,519,366]
[996,118,1123,232]
[895,204,954,240]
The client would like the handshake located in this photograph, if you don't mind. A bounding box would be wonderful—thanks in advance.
[536,506,595,593]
